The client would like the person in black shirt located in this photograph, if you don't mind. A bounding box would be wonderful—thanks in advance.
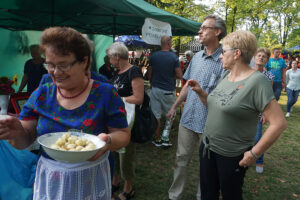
[98,55,114,80]
[18,45,47,93]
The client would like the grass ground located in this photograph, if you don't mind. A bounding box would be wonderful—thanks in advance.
[114,92,300,200]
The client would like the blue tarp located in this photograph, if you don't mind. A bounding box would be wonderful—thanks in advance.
[286,45,300,51]
[0,140,38,200]
[116,35,147,48]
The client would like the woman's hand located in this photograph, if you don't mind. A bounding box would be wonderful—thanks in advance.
[0,116,23,140]
[0,116,36,149]
[187,80,204,95]
[187,79,208,107]
[88,133,111,161]
[239,151,257,167]
[0,116,37,149]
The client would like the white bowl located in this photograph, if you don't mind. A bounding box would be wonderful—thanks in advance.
[37,132,106,163]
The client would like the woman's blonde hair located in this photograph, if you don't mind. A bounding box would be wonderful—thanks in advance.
[222,30,257,64]
[255,47,271,59]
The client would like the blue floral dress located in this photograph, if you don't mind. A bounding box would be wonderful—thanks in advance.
[19,80,128,200]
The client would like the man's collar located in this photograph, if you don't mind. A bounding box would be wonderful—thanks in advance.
[201,45,222,61]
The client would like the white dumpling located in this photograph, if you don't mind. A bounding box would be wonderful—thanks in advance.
[62,133,70,140]
[66,143,76,150]
[75,146,84,151]
[75,139,86,146]
[68,137,77,144]
[56,138,65,146]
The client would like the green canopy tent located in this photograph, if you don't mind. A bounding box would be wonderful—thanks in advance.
[0,0,201,36]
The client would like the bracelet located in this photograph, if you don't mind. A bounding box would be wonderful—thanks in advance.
[250,149,259,159]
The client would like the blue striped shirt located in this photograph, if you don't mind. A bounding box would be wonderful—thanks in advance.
[180,46,223,133]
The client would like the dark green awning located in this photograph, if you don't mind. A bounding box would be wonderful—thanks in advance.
[0,0,201,36]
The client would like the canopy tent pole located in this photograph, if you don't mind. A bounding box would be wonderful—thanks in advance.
[113,14,116,42]
[51,0,55,26]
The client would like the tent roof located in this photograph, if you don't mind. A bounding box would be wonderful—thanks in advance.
[0,0,201,36]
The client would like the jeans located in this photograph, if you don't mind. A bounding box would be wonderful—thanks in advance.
[254,117,264,165]
[273,82,282,101]
[286,87,300,112]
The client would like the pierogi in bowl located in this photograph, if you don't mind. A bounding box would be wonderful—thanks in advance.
[37,132,106,163]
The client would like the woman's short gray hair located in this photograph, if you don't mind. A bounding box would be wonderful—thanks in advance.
[106,42,129,59]
[204,14,227,41]
[184,50,194,58]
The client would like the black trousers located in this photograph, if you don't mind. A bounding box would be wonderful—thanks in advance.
[199,142,248,200]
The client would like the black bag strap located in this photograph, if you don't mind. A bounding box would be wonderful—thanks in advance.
[128,66,149,109]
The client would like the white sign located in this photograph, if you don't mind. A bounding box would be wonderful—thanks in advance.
[142,18,172,45]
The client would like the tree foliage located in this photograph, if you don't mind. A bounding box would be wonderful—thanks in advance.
[144,0,299,51]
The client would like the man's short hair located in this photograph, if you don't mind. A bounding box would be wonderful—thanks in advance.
[29,44,40,52]
[161,35,172,46]
[204,14,227,41]
[272,48,281,52]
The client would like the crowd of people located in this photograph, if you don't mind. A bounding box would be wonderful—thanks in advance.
[1,13,299,200]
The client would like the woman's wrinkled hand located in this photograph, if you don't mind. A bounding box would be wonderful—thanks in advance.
[88,133,111,161]
[0,115,23,141]
[239,151,257,167]
[187,80,204,96]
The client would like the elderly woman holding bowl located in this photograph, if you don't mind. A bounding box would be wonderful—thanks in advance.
[0,27,130,200]
[188,30,287,200]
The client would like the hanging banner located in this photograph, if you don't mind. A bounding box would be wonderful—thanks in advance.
[142,18,172,45]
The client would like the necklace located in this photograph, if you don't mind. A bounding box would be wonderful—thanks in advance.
[57,77,90,99]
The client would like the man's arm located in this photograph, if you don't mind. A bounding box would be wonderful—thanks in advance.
[18,74,28,92]
[174,67,183,79]
[282,68,287,89]
[147,66,153,85]
[167,82,189,118]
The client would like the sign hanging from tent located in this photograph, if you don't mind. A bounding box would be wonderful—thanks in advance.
[142,18,172,45]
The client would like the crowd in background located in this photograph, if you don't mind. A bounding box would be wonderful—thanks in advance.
[0,13,299,200]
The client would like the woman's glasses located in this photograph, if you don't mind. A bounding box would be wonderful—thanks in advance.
[44,60,77,72]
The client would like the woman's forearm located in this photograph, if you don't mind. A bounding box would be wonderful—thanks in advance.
[107,127,130,151]
[252,120,287,157]
[196,91,208,107]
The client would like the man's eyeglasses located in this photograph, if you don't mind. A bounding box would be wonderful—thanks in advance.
[44,60,77,72]
[199,26,216,31]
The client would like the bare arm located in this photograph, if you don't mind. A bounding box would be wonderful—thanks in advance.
[89,126,130,161]
[147,66,153,85]
[239,99,287,167]
[18,74,28,92]
[282,68,286,88]
[124,77,144,105]
[0,116,37,149]
[174,67,183,79]
[167,82,189,118]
